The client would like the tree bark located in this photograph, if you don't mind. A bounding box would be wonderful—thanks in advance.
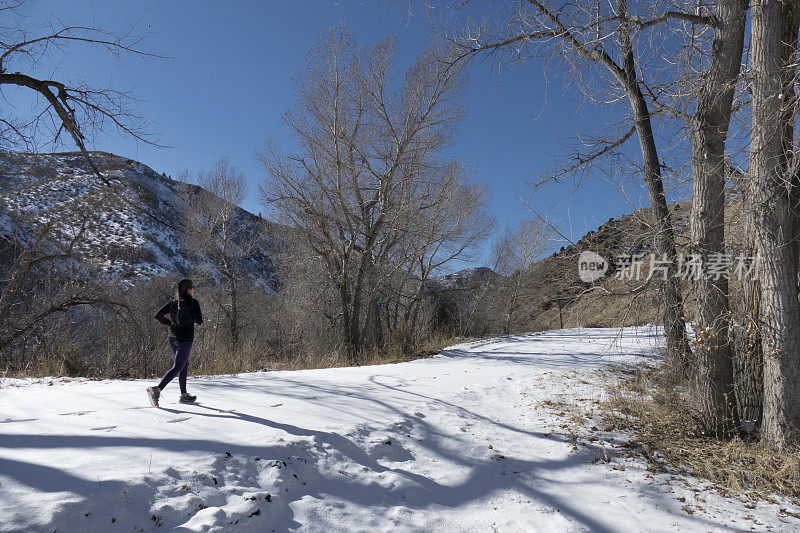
[750,0,800,449]
[338,269,360,363]
[228,273,240,364]
[688,0,747,436]
[733,262,763,433]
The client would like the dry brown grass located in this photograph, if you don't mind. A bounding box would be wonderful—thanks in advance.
[601,366,800,504]
[2,335,465,380]
[189,334,463,377]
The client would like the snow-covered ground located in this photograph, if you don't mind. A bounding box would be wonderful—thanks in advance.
[1,327,797,532]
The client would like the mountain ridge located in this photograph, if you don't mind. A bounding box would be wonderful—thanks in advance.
[0,149,284,288]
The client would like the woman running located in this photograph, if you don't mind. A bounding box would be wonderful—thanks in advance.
[147,279,203,407]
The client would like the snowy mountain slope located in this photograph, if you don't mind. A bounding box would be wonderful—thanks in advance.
[426,267,500,293]
[1,327,796,532]
[0,150,283,286]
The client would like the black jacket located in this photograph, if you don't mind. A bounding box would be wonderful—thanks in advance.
[155,296,203,342]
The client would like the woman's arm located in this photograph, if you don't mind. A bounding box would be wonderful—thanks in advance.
[155,302,172,325]
[193,299,203,325]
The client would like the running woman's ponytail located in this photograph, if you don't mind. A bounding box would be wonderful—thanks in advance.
[172,279,194,325]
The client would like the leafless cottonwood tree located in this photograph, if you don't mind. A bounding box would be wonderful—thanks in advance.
[181,158,256,362]
[373,165,493,351]
[748,0,800,450]
[678,0,749,437]
[441,0,693,360]
[260,28,490,361]
[491,219,550,334]
[620,0,749,437]
[392,161,494,336]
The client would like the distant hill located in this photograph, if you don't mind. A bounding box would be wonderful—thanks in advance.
[426,267,501,293]
[0,150,285,288]
[456,194,747,334]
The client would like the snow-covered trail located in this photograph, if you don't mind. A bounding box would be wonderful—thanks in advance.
[0,327,795,532]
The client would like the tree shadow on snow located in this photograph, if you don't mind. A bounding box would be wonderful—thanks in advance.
[1,389,723,533]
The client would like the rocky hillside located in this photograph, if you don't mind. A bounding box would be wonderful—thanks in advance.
[0,150,285,288]
[464,193,749,334]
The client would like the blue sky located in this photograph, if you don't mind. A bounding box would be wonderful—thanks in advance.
[4,1,679,269]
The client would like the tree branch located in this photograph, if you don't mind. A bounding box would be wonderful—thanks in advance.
[534,123,636,187]
[631,11,718,31]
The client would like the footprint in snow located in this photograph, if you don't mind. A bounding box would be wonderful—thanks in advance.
[270,403,283,407]
[165,417,191,424]
[90,425,117,431]
[58,410,96,416]
[0,418,38,423]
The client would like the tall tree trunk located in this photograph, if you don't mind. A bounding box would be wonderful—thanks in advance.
[369,295,384,348]
[504,276,522,335]
[347,263,369,362]
[688,0,747,436]
[338,273,359,363]
[731,164,763,435]
[527,0,691,359]
[750,0,800,449]
[617,0,691,362]
[228,274,240,366]
[733,252,763,433]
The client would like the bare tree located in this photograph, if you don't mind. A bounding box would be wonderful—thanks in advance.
[259,28,487,361]
[491,219,550,334]
[0,213,114,367]
[683,0,748,437]
[393,161,495,336]
[181,158,255,362]
[427,0,799,445]
[441,0,692,361]
[748,0,800,450]
[0,0,178,237]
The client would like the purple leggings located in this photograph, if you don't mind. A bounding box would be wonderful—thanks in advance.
[158,341,192,394]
